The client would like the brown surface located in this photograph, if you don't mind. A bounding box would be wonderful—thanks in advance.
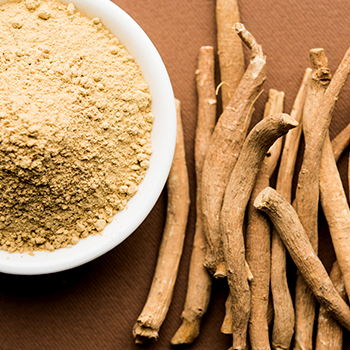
[1,0,350,349]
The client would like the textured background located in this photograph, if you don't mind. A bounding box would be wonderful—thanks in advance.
[1,0,350,349]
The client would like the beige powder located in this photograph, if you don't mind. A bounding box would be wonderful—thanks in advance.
[0,0,153,252]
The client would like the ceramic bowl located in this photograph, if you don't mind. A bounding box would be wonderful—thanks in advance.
[0,0,176,275]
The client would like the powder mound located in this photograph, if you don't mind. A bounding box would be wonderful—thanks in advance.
[0,0,153,253]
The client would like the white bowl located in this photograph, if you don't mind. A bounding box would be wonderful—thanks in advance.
[0,0,176,275]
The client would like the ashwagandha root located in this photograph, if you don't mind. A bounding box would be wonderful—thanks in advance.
[254,187,350,332]
[315,260,347,350]
[293,49,331,350]
[201,22,266,278]
[244,87,285,350]
[221,88,285,339]
[245,158,271,350]
[271,68,311,350]
[294,46,350,348]
[220,113,298,350]
[214,0,246,329]
[216,0,245,109]
[320,131,350,302]
[263,89,285,178]
[171,46,216,345]
[133,99,190,344]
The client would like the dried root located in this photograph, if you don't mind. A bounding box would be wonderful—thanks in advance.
[220,113,298,350]
[171,46,216,345]
[294,46,350,348]
[315,261,347,350]
[245,158,271,350]
[201,23,266,278]
[264,89,285,178]
[216,0,245,109]
[133,99,190,344]
[244,87,285,350]
[255,187,350,333]
[293,49,331,350]
[320,131,350,301]
[271,68,311,350]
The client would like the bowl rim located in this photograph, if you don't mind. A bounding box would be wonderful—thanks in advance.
[0,0,176,275]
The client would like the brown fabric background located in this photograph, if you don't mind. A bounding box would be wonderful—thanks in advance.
[1,0,350,349]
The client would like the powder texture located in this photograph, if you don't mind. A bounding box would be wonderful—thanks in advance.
[0,0,153,252]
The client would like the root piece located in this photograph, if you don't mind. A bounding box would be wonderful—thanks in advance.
[202,23,266,277]
[275,68,312,201]
[293,49,331,350]
[254,187,350,332]
[332,121,350,162]
[245,159,271,350]
[245,87,285,349]
[263,89,285,178]
[320,131,350,301]
[133,99,190,344]
[271,68,311,350]
[216,0,245,109]
[171,47,216,345]
[315,261,347,350]
[220,113,298,350]
[319,46,350,127]
[294,46,350,349]
[301,49,331,144]
[222,88,286,339]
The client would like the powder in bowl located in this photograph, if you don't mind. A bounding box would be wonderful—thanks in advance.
[0,0,153,253]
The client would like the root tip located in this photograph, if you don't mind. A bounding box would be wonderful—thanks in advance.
[310,48,328,69]
[132,323,159,344]
[220,324,232,334]
[171,320,200,345]
[233,22,245,33]
[280,113,299,128]
[254,186,274,210]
